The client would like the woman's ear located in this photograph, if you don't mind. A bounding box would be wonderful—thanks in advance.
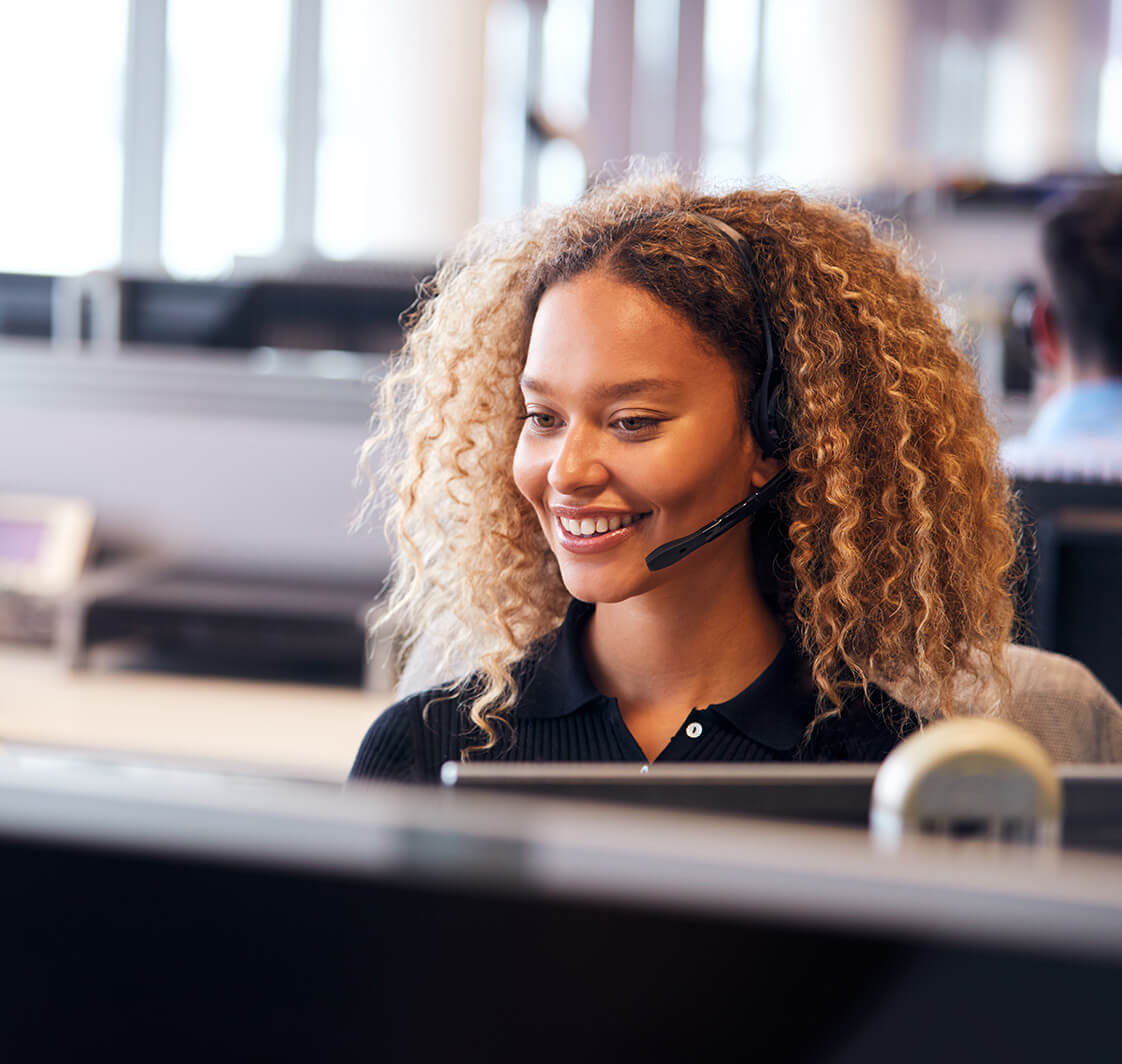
[749,454,785,489]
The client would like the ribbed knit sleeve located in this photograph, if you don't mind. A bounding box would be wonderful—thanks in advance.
[349,694,428,782]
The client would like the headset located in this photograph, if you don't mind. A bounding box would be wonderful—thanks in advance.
[644,212,794,572]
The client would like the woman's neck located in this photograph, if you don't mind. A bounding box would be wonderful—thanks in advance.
[583,558,785,717]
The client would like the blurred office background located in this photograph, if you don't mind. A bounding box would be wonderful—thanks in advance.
[1,0,1120,771]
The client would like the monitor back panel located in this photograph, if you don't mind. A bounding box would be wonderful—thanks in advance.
[5,821,1122,1062]
[447,763,1122,855]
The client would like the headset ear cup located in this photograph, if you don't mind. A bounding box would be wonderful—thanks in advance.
[752,376,786,459]
[751,387,774,458]
[767,381,789,457]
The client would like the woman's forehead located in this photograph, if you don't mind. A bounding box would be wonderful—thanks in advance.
[525,271,729,387]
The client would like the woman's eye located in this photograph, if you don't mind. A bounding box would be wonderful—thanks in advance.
[615,416,659,434]
[521,412,557,430]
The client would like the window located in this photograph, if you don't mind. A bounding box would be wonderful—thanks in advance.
[162,0,289,276]
[1099,0,1122,171]
[536,0,592,204]
[701,0,761,185]
[0,1,128,275]
[0,1,1119,282]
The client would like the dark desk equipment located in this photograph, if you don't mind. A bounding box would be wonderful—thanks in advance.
[117,270,424,354]
[60,562,382,687]
[1033,510,1122,695]
[3,760,1122,1061]
[444,762,1122,855]
[0,267,428,353]
[0,271,54,338]
[1015,477,1122,702]
[1016,478,1122,515]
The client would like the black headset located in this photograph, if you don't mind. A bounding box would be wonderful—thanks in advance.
[644,212,793,572]
[685,211,788,459]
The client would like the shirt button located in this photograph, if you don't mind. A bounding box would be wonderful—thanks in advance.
[685,722,703,739]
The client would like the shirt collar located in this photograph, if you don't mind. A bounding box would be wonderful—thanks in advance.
[515,599,602,719]
[515,598,815,752]
[705,639,816,751]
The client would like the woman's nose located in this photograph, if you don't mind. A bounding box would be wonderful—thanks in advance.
[547,424,610,495]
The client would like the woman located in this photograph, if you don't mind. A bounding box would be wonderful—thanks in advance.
[350,174,1019,782]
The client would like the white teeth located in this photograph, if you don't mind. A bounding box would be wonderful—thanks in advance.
[558,514,639,537]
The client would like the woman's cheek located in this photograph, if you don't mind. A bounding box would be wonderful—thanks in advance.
[511,436,540,507]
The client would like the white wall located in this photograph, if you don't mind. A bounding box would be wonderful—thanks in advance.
[0,344,388,578]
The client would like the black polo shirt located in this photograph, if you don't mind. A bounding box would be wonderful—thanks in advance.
[350,599,917,783]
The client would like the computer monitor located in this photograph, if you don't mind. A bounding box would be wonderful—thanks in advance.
[1032,511,1122,702]
[1013,477,1122,703]
[0,270,53,338]
[116,273,421,354]
[444,761,877,824]
[443,761,1122,855]
[4,755,1122,1061]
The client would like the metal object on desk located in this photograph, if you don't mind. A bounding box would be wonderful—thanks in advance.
[871,718,1062,852]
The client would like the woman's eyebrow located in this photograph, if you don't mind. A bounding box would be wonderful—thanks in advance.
[519,376,679,400]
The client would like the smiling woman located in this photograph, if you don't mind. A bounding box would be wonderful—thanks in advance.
[513,273,775,605]
[350,172,1022,780]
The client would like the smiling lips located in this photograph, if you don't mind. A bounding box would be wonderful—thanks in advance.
[552,510,649,552]
[558,513,639,536]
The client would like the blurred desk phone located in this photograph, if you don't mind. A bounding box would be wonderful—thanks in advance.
[0,493,95,642]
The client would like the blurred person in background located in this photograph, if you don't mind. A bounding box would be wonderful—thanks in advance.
[1004,180,1122,473]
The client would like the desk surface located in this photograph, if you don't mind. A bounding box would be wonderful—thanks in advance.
[0,644,390,780]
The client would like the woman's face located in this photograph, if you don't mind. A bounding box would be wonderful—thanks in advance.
[513,268,779,604]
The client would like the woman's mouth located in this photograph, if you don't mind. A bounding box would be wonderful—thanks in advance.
[553,511,650,553]
[558,513,640,537]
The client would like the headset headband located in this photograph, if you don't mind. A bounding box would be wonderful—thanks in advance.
[685,212,787,459]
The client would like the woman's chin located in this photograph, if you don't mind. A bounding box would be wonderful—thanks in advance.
[558,565,652,606]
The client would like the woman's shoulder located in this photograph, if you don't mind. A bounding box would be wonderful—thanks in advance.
[873,644,1122,763]
[799,684,920,762]
[349,682,475,783]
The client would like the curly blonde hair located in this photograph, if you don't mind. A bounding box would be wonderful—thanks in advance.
[360,173,1019,751]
